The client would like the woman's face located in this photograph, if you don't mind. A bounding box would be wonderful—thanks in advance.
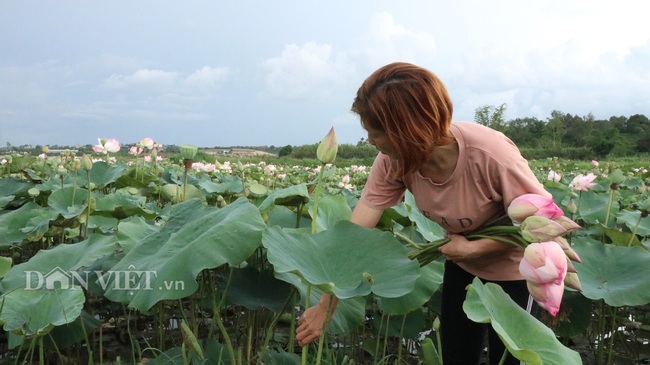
[365,126,397,159]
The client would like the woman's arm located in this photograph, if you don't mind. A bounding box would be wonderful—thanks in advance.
[295,200,384,346]
[438,234,519,263]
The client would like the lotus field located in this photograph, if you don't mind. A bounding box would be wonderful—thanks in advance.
[1,136,650,365]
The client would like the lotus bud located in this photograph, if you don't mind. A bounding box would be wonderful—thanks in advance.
[564,272,582,291]
[552,216,581,233]
[316,127,338,164]
[28,188,40,198]
[520,216,567,242]
[507,193,564,224]
[433,317,440,331]
[179,144,198,160]
[81,154,93,171]
[566,199,578,214]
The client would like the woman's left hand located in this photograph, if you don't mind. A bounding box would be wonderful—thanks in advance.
[438,234,478,262]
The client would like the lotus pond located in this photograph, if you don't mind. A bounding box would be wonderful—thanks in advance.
[0,149,649,365]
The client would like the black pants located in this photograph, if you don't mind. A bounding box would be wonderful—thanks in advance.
[440,260,536,365]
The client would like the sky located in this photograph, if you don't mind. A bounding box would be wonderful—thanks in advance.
[1,1,649,148]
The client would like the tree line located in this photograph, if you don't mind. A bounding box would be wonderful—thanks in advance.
[474,104,650,159]
[281,106,650,161]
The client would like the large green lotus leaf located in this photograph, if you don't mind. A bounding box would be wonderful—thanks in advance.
[0,177,33,197]
[198,175,244,194]
[42,310,102,351]
[103,198,266,311]
[572,238,650,306]
[258,184,310,213]
[308,194,352,232]
[88,215,119,233]
[376,260,444,315]
[94,189,157,220]
[263,220,420,299]
[218,267,293,312]
[0,234,121,292]
[403,191,446,242]
[115,215,160,253]
[616,209,650,237]
[0,195,14,209]
[0,202,59,246]
[275,271,365,334]
[267,205,311,229]
[0,287,85,336]
[160,183,205,203]
[48,186,88,219]
[464,278,582,365]
[152,339,239,365]
[78,161,127,188]
[577,190,619,225]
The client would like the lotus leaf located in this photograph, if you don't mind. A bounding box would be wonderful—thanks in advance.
[263,220,420,299]
[0,287,85,336]
[572,238,650,306]
[464,278,582,365]
[0,202,58,246]
[102,198,266,311]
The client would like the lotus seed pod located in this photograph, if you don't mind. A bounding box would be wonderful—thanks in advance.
[28,188,40,198]
[42,146,49,154]
[179,144,198,160]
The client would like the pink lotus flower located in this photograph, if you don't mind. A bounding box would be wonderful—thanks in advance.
[569,173,597,192]
[591,160,599,167]
[519,241,568,285]
[547,170,561,182]
[139,137,154,149]
[508,194,564,224]
[527,281,564,316]
[92,138,121,154]
[519,241,568,316]
[129,146,143,156]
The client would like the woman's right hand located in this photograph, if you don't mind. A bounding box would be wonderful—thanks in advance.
[296,294,338,346]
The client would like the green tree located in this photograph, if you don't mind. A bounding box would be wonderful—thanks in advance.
[474,103,507,131]
[278,145,293,157]
[544,110,567,148]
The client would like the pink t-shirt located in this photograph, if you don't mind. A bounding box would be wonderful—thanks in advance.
[359,122,550,281]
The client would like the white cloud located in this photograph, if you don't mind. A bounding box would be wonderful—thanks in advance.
[182,66,229,92]
[262,42,355,99]
[103,69,178,91]
[354,12,437,68]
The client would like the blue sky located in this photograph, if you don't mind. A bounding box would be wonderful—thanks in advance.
[1,0,649,148]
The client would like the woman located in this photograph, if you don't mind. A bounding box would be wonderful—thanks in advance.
[296,62,548,365]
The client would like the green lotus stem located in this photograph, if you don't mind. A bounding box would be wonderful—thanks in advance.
[465,234,528,249]
[182,342,188,365]
[84,170,91,239]
[396,314,407,362]
[39,336,43,365]
[497,347,508,365]
[79,312,94,365]
[182,165,189,202]
[301,284,312,365]
[314,295,335,365]
[604,189,614,227]
[311,163,326,234]
[627,213,642,247]
[607,305,618,365]
[213,303,237,365]
[393,231,425,249]
[258,288,298,365]
[47,332,65,365]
